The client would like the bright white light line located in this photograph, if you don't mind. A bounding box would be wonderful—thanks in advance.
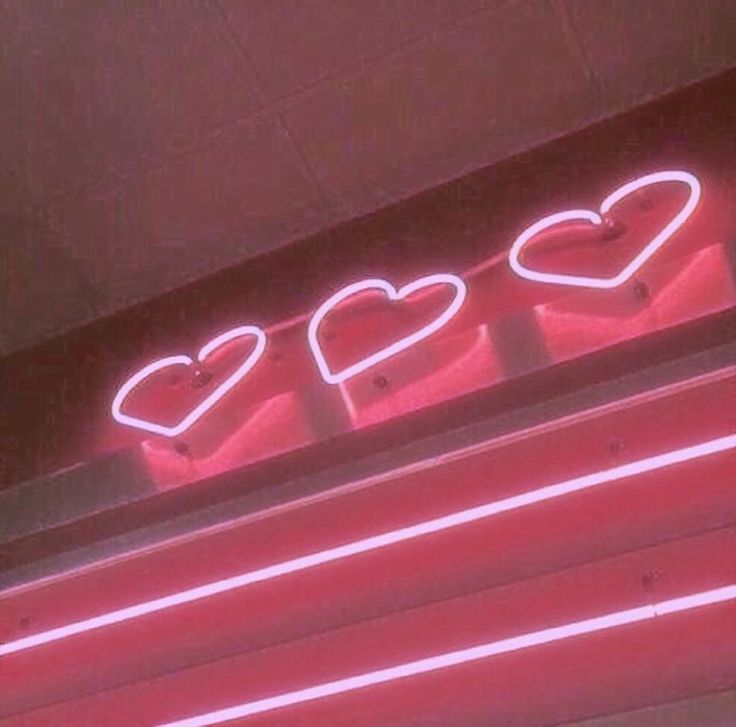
[508,170,701,289]
[307,274,467,384]
[1,433,734,658]
[157,584,736,727]
[111,325,267,438]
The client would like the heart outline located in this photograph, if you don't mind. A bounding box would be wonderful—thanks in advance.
[112,325,267,437]
[508,170,701,290]
[308,274,467,385]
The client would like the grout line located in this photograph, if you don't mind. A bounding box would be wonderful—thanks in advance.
[212,1,333,209]
[549,0,604,93]
[37,0,519,210]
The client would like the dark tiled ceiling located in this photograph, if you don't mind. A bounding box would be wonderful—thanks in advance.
[1,0,735,355]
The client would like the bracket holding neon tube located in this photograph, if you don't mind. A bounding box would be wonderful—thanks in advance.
[508,170,701,289]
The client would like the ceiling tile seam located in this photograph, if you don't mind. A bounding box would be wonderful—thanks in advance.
[32,104,298,212]
[208,0,270,111]
[208,0,534,217]
[212,0,333,211]
[23,0,274,212]
[222,0,526,112]
[549,0,606,94]
[322,76,651,229]
[271,113,335,211]
[549,0,736,119]
[26,0,334,215]
[16,0,562,213]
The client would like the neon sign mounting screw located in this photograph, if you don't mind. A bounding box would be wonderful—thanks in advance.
[600,215,626,241]
[191,369,213,388]
[642,569,662,588]
[608,439,625,457]
[373,374,389,390]
[174,441,190,456]
[634,281,650,301]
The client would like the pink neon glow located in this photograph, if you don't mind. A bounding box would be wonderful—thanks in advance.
[0,431,733,658]
[111,326,267,438]
[157,584,736,726]
[508,170,701,289]
[307,274,467,384]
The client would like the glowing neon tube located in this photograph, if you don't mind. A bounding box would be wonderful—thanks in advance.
[508,170,701,289]
[0,432,734,658]
[112,325,267,438]
[157,584,736,726]
[308,274,467,384]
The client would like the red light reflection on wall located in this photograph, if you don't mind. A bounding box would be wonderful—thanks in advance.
[339,325,499,428]
[537,244,735,362]
[141,391,315,490]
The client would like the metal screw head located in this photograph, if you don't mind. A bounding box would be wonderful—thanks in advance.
[641,569,662,588]
[600,216,626,241]
[174,441,190,456]
[373,374,389,390]
[608,439,625,457]
[634,281,650,301]
[191,369,213,388]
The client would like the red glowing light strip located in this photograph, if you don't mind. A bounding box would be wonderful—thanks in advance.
[0,433,733,658]
[156,583,736,726]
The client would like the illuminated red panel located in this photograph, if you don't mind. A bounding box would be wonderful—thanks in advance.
[337,324,500,428]
[1,368,733,714]
[141,390,316,490]
[2,529,734,726]
[537,243,735,362]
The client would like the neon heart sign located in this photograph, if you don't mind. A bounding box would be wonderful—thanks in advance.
[112,326,267,437]
[508,170,701,289]
[308,275,467,384]
[111,169,704,435]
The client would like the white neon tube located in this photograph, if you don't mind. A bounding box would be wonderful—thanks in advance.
[157,584,736,726]
[1,431,733,659]
[508,170,701,289]
[111,325,267,438]
[308,274,467,384]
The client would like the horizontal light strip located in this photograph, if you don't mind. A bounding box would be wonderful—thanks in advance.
[158,584,736,726]
[1,433,734,658]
